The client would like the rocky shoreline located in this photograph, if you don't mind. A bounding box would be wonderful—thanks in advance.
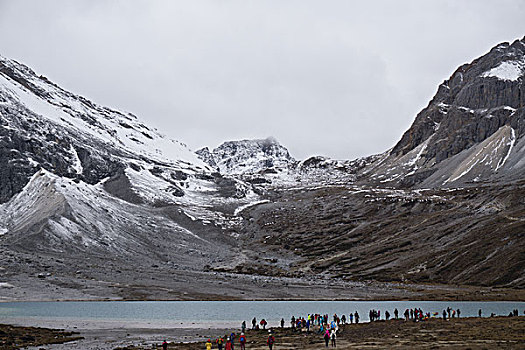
[3,316,524,349]
[155,317,525,349]
[0,324,82,349]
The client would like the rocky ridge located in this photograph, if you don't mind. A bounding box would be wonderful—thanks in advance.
[196,139,365,189]
[362,36,525,188]
[196,137,295,175]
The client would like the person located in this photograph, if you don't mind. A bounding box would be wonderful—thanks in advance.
[442,309,447,321]
[341,314,346,324]
[206,339,213,350]
[242,320,246,333]
[225,337,233,350]
[479,309,482,317]
[394,308,398,319]
[404,309,409,321]
[217,336,224,350]
[349,313,353,324]
[323,328,330,347]
[457,309,461,318]
[330,328,337,347]
[280,318,285,328]
[385,310,390,321]
[354,311,360,324]
[252,317,257,330]
[260,319,267,329]
[291,316,296,329]
[239,332,246,350]
[230,332,236,350]
[267,331,275,350]
[162,340,168,350]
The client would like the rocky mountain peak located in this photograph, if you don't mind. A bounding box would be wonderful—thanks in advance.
[393,36,524,157]
[365,37,524,187]
[196,137,295,175]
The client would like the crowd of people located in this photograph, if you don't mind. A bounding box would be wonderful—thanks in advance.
[159,306,523,349]
[167,331,254,350]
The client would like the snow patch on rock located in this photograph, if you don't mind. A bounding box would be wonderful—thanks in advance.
[481,59,524,81]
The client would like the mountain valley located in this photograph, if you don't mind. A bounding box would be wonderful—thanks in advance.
[0,37,524,301]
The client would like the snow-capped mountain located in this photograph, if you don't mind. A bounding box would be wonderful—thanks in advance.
[0,54,259,207]
[0,54,262,272]
[197,139,364,188]
[362,36,525,188]
[0,53,275,301]
[0,37,524,301]
[0,54,216,202]
[196,137,295,175]
[207,37,525,289]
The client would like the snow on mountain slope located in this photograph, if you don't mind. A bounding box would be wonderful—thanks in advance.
[0,53,261,242]
[0,169,235,268]
[196,137,295,175]
[362,36,525,188]
[481,57,524,81]
[196,138,366,189]
[0,55,206,168]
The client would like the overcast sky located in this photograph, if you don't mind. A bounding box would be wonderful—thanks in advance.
[0,1,523,160]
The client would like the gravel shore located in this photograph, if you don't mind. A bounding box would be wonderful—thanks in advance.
[3,316,524,349]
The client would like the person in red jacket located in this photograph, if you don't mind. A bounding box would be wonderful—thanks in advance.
[267,331,275,350]
[239,332,247,350]
[162,339,168,350]
[225,337,233,350]
[260,319,268,329]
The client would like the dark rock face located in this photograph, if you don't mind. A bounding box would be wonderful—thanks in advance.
[0,104,122,203]
[365,37,524,188]
[195,147,218,170]
[0,57,129,203]
[103,170,144,204]
[393,37,524,159]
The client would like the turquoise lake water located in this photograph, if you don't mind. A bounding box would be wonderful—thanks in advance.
[0,300,523,328]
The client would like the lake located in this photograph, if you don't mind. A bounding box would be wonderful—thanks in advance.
[0,300,523,329]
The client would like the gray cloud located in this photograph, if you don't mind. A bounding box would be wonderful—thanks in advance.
[0,0,523,159]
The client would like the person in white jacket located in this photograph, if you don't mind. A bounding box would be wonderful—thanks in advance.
[330,328,337,347]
